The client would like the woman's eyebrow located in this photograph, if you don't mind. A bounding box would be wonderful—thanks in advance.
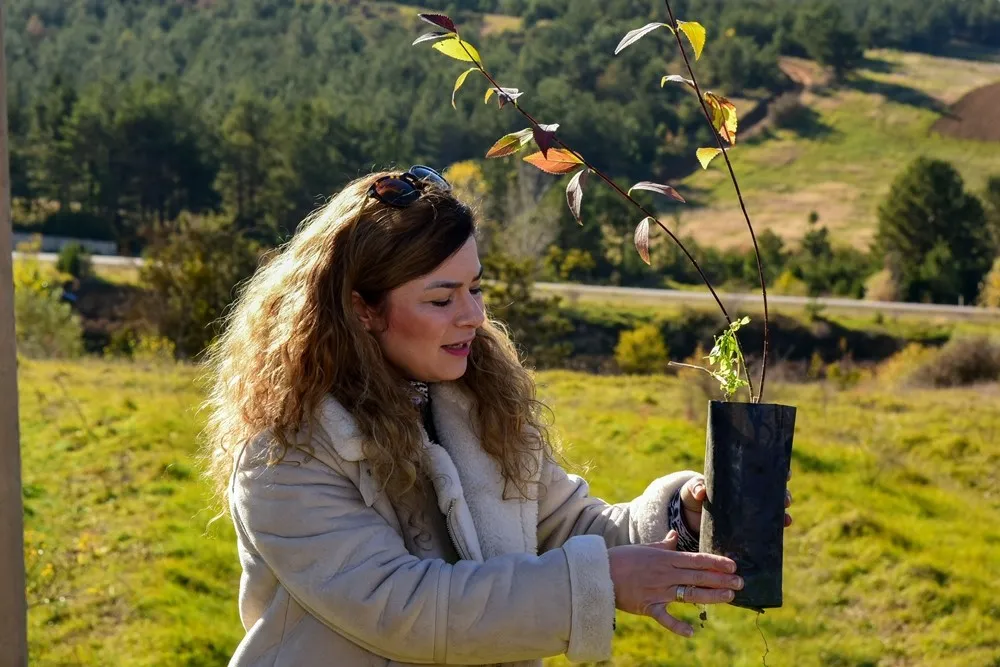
[425,266,484,290]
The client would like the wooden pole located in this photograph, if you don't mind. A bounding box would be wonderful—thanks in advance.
[0,0,28,664]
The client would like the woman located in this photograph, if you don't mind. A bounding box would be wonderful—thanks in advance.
[205,166,791,666]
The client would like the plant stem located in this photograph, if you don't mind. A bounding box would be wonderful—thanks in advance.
[667,361,712,375]
[660,1,770,403]
[460,41,755,398]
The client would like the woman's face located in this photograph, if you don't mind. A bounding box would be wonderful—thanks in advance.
[356,236,486,383]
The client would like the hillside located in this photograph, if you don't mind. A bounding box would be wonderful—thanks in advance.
[19,358,1000,666]
[673,49,1000,251]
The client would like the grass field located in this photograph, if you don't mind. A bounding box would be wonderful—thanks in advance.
[19,358,1000,666]
[675,49,1000,250]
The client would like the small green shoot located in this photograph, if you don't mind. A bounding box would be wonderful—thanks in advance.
[669,316,751,401]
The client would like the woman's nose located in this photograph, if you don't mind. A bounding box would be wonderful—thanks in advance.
[456,291,485,328]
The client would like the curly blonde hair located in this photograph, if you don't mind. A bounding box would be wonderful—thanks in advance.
[202,171,556,521]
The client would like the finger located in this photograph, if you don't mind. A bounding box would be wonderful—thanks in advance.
[646,530,679,552]
[785,490,792,508]
[681,586,736,605]
[680,477,700,507]
[671,552,738,573]
[646,602,694,638]
[784,513,793,528]
[693,483,707,501]
[677,569,744,590]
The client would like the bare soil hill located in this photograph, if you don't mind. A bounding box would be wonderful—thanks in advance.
[932,81,1000,142]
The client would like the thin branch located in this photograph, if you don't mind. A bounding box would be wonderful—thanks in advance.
[667,361,712,375]
[661,2,770,403]
[458,40,755,399]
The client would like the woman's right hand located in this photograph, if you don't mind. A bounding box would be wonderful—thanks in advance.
[607,530,743,637]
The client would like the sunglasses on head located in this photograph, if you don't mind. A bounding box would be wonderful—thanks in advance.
[368,165,452,208]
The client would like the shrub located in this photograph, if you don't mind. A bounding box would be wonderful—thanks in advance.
[864,269,900,302]
[615,323,670,374]
[979,257,1000,308]
[13,257,83,358]
[876,343,937,385]
[909,337,1000,388]
[139,213,261,359]
[56,242,93,279]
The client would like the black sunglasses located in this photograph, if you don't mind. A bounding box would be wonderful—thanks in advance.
[368,165,452,208]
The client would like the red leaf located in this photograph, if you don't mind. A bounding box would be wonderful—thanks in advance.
[566,168,588,225]
[634,217,653,265]
[532,122,559,158]
[614,22,669,55]
[419,13,456,34]
[523,148,583,175]
[412,31,451,46]
[627,181,686,203]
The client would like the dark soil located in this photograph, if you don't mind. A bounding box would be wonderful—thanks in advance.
[931,81,1000,142]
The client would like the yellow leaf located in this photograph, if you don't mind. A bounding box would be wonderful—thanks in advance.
[704,92,738,144]
[697,147,723,169]
[432,38,482,64]
[484,87,494,104]
[677,21,706,60]
[451,68,476,109]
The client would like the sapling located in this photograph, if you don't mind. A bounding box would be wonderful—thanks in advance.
[410,5,770,400]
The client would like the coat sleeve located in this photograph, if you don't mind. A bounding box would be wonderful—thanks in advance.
[536,457,699,553]
[230,444,615,665]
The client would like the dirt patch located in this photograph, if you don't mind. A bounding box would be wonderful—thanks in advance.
[931,81,1000,142]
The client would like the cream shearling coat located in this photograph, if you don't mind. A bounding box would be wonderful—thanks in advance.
[227,381,697,666]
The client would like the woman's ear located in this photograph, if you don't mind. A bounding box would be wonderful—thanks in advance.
[351,291,376,332]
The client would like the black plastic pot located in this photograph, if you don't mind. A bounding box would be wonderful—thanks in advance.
[698,401,796,611]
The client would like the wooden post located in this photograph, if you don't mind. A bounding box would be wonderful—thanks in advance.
[0,0,29,664]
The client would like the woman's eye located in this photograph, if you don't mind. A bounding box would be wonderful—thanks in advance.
[431,299,452,307]
[471,286,482,295]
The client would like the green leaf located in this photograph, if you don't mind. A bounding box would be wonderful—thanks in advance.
[433,38,482,64]
[634,217,653,265]
[485,128,532,158]
[451,68,476,109]
[696,147,722,169]
[677,21,706,60]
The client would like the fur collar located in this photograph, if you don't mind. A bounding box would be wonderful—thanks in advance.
[314,382,539,560]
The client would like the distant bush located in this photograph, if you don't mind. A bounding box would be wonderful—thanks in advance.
[909,337,1000,388]
[56,242,93,279]
[979,258,1000,308]
[139,213,261,359]
[615,323,670,374]
[13,257,83,358]
[864,268,900,302]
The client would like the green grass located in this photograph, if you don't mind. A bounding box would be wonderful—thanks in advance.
[676,49,1000,250]
[19,359,1000,665]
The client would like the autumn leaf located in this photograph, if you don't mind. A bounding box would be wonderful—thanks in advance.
[614,22,672,55]
[418,13,457,34]
[661,74,695,90]
[451,68,476,109]
[523,148,583,175]
[412,31,451,46]
[566,168,588,225]
[485,129,532,158]
[634,217,653,265]
[627,181,686,203]
[704,92,738,144]
[532,122,559,158]
[677,20,706,60]
[484,86,522,108]
[433,38,481,64]
[697,147,723,169]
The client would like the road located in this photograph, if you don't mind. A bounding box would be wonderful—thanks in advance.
[14,251,1000,320]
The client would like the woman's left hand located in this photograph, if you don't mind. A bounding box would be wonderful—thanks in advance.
[680,470,793,534]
